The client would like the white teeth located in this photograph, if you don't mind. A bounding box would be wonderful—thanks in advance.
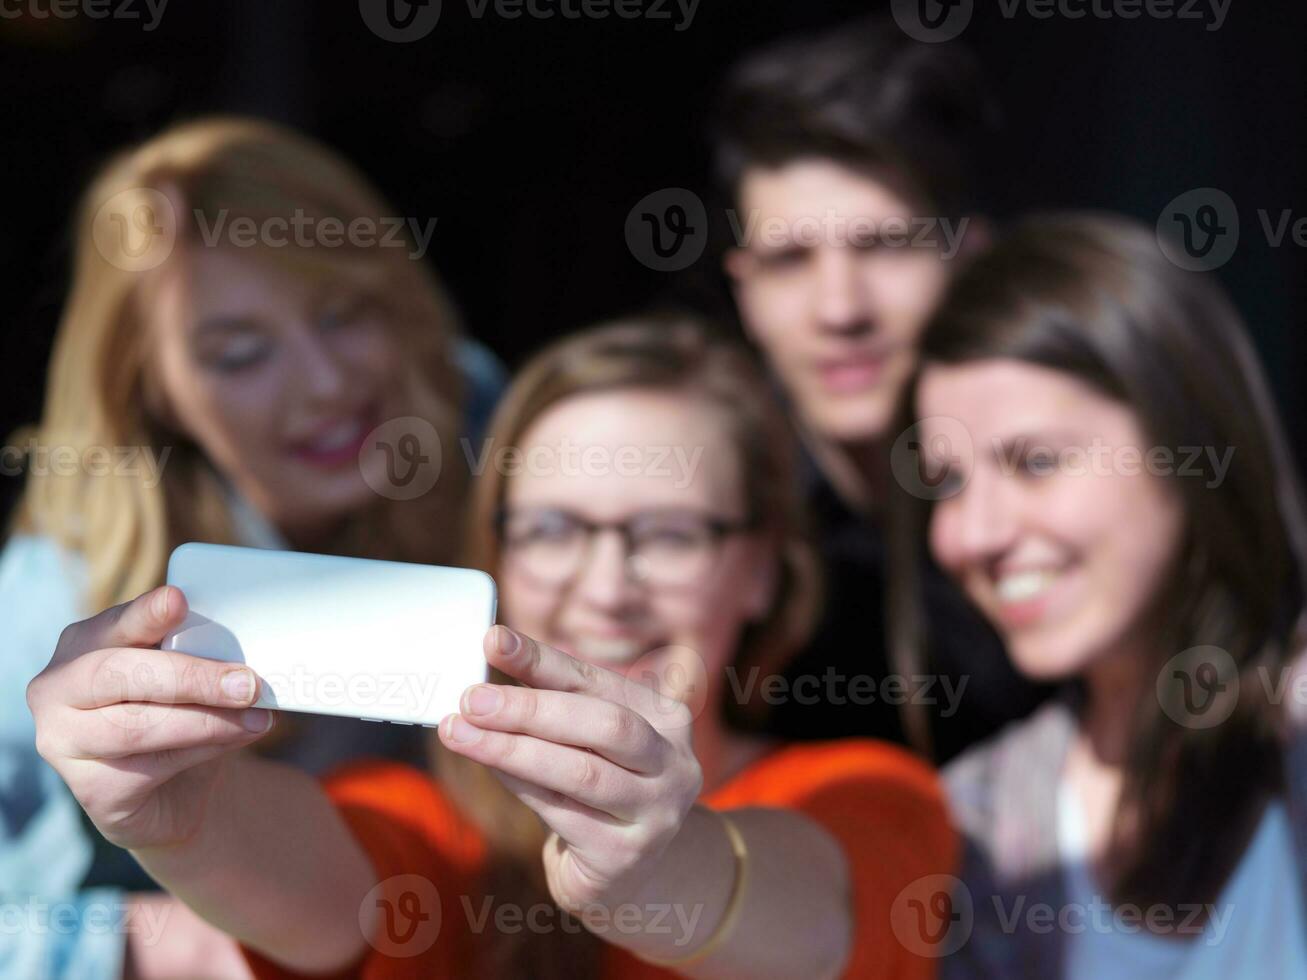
[308,418,362,452]
[996,570,1058,604]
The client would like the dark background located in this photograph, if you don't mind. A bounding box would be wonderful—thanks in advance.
[2,0,1304,517]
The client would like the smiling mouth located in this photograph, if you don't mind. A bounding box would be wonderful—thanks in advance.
[815,353,891,393]
[566,636,662,666]
[989,566,1070,628]
[996,569,1060,603]
[289,404,377,468]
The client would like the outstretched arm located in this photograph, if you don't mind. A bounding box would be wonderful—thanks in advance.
[28,587,377,974]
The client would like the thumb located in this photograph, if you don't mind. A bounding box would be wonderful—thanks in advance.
[95,585,190,650]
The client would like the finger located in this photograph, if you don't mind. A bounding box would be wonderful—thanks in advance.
[490,769,628,851]
[439,714,646,820]
[62,703,275,761]
[459,685,664,773]
[62,647,261,711]
[484,628,697,727]
[484,627,628,702]
[71,586,189,655]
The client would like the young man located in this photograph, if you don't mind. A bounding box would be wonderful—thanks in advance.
[711,15,1049,761]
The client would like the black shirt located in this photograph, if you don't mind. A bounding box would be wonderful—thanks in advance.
[743,458,1052,763]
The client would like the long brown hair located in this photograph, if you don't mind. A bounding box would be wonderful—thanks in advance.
[888,212,1307,911]
[436,314,820,979]
[10,116,467,610]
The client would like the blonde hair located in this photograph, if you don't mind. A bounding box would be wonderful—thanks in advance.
[435,314,820,978]
[10,116,467,611]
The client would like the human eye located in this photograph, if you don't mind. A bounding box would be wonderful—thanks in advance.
[316,293,374,332]
[755,245,808,272]
[199,330,274,374]
[632,514,712,552]
[506,510,581,546]
[1019,446,1060,478]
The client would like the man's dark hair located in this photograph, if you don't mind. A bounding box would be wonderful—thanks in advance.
[709,15,998,218]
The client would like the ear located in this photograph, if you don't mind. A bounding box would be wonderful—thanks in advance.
[955,215,992,260]
[722,248,759,343]
[722,245,750,282]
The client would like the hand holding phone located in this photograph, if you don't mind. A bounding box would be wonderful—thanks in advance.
[28,585,274,850]
[163,543,498,726]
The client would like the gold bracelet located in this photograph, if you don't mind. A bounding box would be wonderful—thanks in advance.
[638,808,750,969]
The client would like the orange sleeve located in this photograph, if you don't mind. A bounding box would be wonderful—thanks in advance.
[711,741,959,980]
[240,761,484,980]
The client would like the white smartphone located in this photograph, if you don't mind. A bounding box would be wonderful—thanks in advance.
[162,542,497,726]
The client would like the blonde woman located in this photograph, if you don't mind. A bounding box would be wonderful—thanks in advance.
[30,318,957,979]
[2,117,502,978]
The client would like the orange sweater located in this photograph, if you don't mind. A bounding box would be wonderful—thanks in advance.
[242,740,956,979]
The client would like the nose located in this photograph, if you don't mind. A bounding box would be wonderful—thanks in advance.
[812,247,871,334]
[570,528,643,612]
[938,467,1020,568]
[289,322,351,405]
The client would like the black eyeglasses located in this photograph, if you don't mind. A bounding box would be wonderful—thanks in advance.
[494,507,759,588]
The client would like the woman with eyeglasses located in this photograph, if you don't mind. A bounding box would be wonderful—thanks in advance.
[29,316,956,979]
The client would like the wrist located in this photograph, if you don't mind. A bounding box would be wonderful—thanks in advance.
[585,806,740,961]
